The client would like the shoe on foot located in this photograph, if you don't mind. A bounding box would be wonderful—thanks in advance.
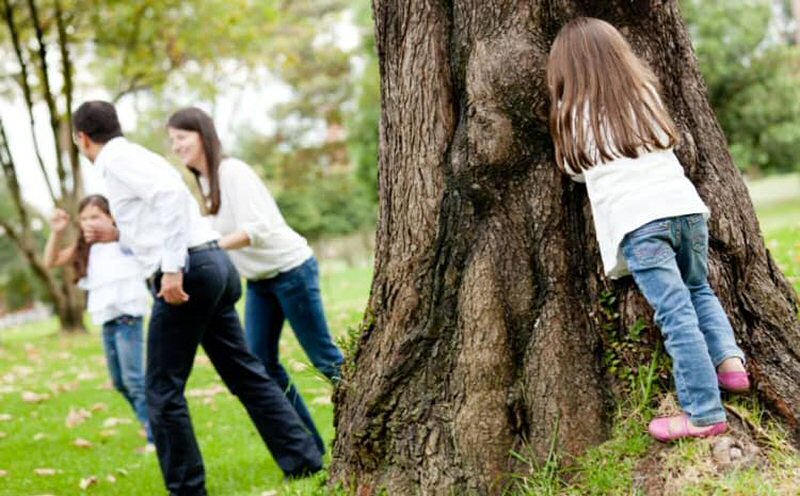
[718,371,750,393]
[648,414,727,442]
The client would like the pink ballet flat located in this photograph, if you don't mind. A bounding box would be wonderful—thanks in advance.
[718,371,750,393]
[648,414,727,442]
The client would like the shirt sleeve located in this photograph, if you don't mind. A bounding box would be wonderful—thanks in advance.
[223,161,279,249]
[105,152,191,273]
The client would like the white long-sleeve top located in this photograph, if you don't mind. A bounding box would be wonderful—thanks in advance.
[569,149,709,279]
[199,158,312,280]
[78,242,150,326]
[96,137,219,275]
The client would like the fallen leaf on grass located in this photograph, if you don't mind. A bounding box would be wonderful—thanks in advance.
[76,371,97,382]
[0,414,13,422]
[90,403,108,412]
[102,417,132,428]
[99,429,118,439]
[186,384,226,398]
[288,359,309,372]
[0,469,7,477]
[106,474,117,483]
[22,391,50,403]
[74,438,93,448]
[65,408,92,428]
[0,431,6,438]
[261,491,278,496]
[115,468,129,476]
[50,382,79,394]
[79,475,98,490]
[195,355,211,366]
[34,468,58,476]
[311,396,332,406]
[33,432,47,441]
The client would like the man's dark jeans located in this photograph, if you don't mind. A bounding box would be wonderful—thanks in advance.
[146,247,321,495]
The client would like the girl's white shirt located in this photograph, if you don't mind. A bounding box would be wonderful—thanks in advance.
[78,242,150,325]
[565,100,708,279]
[199,158,312,281]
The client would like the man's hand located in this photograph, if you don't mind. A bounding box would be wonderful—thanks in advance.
[158,271,190,305]
[83,218,119,243]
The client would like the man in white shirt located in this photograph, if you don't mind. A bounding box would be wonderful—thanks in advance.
[72,101,322,494]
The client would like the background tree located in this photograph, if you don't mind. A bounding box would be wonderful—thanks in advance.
[0,0,275,331]
[235,0,378,241]
[683,0,800,175]
[331,1,800,493]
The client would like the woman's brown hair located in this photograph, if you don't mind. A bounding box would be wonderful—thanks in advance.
[73,195,112,282]
[167,107,222,215]
[546,17,680,172]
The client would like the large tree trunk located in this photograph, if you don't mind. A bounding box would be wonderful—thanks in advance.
[332,1,800,493]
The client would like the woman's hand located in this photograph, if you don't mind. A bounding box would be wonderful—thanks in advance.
[158,272,190,305]
[50,209,70,234]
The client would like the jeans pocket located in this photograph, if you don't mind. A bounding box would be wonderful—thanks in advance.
[623,235,674,271]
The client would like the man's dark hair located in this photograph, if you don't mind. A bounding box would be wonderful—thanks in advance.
[73,101,124,143]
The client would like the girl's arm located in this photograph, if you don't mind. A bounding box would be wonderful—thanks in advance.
[218,230,250,250]
[43,209,76,268]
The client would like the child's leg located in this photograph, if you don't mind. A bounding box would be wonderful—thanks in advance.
[114,315,151,440]
[622,220,725,426]
[102,319,133,404]
[674,215,745,368]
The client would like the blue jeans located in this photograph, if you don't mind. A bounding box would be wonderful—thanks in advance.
[102,315,152,442]
[245,256,344,454]
[621,214,745,426]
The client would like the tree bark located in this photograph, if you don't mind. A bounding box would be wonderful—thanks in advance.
[331,1,800,494]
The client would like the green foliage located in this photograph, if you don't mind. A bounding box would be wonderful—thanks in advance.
[682,0,800,174]
[234,0,379,241]
[599,290,668,397]
[347,0,380,201]
[275,172,375,241]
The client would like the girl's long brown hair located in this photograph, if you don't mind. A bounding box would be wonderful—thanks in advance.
[73,195,113,282]
[546,17,680,172]
[167,107,222,215]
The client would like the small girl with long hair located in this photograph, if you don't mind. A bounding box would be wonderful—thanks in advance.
[44,195,152,446]
[546,17,748,442]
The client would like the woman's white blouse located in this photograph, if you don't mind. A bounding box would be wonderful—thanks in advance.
[200,158,312,280]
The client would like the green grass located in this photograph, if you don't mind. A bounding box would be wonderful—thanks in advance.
[0,174,797,496]
[0,263,372,495]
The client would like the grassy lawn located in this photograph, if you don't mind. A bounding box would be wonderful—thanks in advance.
[0,174,797,495]
[0,263,372,496]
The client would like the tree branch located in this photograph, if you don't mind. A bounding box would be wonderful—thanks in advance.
[1,0,58,204]
[54,0,81,200]
[26,0,70,200]
[0,116,31,232]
